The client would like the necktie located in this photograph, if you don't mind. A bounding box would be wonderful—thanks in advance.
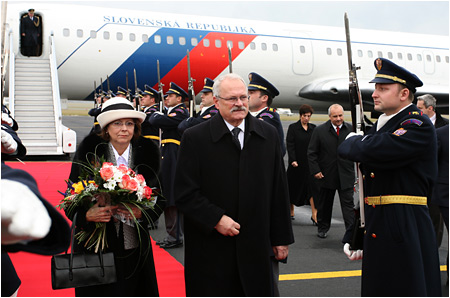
[336,126,340,136]
[232,127,241,149]
[118,155,127,167]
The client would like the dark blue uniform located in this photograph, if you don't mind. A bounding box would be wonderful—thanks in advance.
[254,107,286,156]
[178,105,219,134]
[338,104,441,296]
[141,103,161,143]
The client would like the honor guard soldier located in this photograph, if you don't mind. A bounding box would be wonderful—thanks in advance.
[149,82,189,249]
[141,85,161,143]
[116,86,128,99]
[88,91,111,135]
[339,58,442,296]
[247,72,286,156]
[178,77,219,134]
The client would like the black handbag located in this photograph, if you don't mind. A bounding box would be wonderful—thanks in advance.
[51,213,117,289]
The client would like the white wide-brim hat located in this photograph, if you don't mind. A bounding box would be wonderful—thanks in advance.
[97,97,146,128]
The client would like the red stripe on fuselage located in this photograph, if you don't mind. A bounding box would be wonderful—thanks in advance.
[156,32,257,94]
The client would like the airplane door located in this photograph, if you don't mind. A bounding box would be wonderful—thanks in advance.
[19,11,43,57]
[290,33,313,75]
[423,50,435,74]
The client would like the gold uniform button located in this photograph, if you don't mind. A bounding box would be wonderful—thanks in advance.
[362,174,365,180]
[370,173,375,178]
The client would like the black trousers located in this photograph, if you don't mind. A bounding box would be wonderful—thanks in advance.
[317,187,355,233]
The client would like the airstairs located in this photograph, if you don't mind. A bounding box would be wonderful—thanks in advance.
[3,30,76,156]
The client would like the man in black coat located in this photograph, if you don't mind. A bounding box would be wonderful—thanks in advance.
[20,9,41,56]
[338,58,441,296]
[307,103,355,239]
[174,73,294,296]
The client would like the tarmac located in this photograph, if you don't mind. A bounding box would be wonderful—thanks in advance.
[60,101,449,296]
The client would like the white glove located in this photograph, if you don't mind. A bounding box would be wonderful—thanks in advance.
[1,113,13,126]
[153,111,164,116]
[1,129,18,154]
[345,131,364,140]
[1,179,52,245]
[343,243,363,260]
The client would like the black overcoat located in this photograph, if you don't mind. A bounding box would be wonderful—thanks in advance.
[338,104,441,296]
[307,120,354,190]
[20,15,41,46]
[174,113,294,296]
[67,133,164,297]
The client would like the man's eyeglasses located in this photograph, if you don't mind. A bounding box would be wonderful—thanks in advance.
[111,121,135,128]
[217,95,249,102]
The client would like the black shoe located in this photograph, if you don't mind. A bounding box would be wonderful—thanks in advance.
[160,240,183,249]
[291,216,295,220]
[156,239,168,246]
[317,232,327,239]
[311,217,318,226]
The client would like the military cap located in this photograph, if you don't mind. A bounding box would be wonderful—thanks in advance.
[201,78,214,93]
[369,58,423,93]
[166,82,188,99]
[144,84,158,97]
[117,86,128,96]
[28,8,35,12]
[248,72,279,97]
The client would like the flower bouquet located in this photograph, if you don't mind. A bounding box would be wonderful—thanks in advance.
[58,161,159,252]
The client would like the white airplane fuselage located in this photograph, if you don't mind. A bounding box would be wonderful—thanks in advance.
[4,3,449,112]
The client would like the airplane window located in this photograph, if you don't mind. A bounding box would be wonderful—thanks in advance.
[436,55,441,63]
[337,48,342,56]
[358,50,363,57]
[417,54,422,61]
[63,28,70,37]
[426,55,431,62]
[203,39,210,47]
[407,53,412,60]
[272,44,278,52]
[446,56,449,63]
[117,32,123,41]
[142,34,149,43]
[238,41,245,49]
[215,39,222,48]
[227,41,233,48]
[388,52,393,59]
[103,31,110,40]
[129,33,135,42]
[326,48,332,55]
[261,43,267,51]
[191,38,198,46]
[368,50,373,58]
[167,36,174,45]
[300,46,305,53]
[250,42,256,50]
[77,29,83,38]
[377,51,383,58]
[90,31,97,39]
[154,35,161,44]
[397,53,403,60]
[179,37,186,46]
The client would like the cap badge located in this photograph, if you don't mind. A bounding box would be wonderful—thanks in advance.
[376,58,383,71]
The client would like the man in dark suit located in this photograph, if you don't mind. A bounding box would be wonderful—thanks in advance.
[174,73,294,296]
[339,58,441,296]
[307,103,355,239]
[416,93,448,247]
[20,9,41,56]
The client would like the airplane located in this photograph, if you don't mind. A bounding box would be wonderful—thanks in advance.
[3,2,448,112]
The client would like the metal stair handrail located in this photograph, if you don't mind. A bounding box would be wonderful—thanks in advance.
[49,31,63,150]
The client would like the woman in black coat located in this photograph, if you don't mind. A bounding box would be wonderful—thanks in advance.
[67,98,164,297]
[286,104,319,223]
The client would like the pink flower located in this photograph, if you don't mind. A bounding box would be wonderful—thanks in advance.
[121,175,139,191]
[117,164,129,174]
[135,174,145,185]
[143,186,153,199]
[100,164,114,180]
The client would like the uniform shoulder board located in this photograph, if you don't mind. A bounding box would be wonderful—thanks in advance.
[268,107,276,112]
[409,111,423,116]
[401,118,423,126]
[22,15,27,18]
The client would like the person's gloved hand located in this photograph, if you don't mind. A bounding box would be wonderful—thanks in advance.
[1,179,52,245]
[345,131,364,140]
[1,113,13,126]
[343,243,363,260]
[1,129,18,154]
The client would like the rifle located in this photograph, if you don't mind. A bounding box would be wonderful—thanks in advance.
[93,80,98,108]
[106,75,112,98]
[345,13,365,250]
[227,44,233,73]
[157,60,164,146]
[186,49,196,117]
[133,68,140,111]
[100,77,104,104]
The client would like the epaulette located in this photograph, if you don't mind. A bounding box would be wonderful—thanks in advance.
[268,107,276,112]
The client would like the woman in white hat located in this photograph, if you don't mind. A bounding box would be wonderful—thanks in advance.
[67,97,164,296]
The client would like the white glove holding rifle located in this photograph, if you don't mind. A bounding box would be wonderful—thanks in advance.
[343,243,363,261]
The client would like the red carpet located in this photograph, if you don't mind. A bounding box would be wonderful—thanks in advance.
[5,162,186,297]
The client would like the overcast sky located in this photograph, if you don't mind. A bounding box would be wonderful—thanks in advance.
[19,1,449,36]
